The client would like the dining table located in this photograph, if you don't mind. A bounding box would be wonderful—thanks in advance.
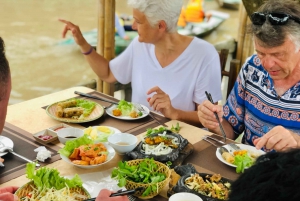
[1,86,240,201]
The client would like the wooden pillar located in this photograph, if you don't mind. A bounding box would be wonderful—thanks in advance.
[235,2,254,71]
[96,0,115,96]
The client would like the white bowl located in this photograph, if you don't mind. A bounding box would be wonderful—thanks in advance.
[107,133,137,155]
[57,127,84,144]
[169,192,203,201]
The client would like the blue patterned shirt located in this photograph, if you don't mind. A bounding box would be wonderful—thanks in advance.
[223,54,300,152]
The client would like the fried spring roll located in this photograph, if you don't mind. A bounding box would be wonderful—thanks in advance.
[222,152,234,164]
[57,100,77,108]
[55,105,64,117]
[63,107,84,118]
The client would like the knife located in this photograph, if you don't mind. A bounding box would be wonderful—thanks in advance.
[74,91,119,105]
[205,91,227,142]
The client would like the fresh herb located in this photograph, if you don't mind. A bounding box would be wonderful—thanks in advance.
[111,158,167,197]
[146,126,168,136]
[170,123,181,133]
[145,123,181,136]
[138,111,143,116]
[166,161,172,168]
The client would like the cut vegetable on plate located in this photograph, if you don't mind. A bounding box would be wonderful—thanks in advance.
[84,126,121,142]
[216,144,265,173]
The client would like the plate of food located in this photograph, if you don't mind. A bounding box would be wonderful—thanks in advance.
[83,126,121,142]
[171,164,231,201]
[46,98,104,123]
[105,100,149,120]
[59,135,115,169]
[126,129,189,163]
[216,144,265,173]
[15,163,90,200]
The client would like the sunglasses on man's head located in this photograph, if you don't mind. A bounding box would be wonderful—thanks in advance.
[250,12,300,25]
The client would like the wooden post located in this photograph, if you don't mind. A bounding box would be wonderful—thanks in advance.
[96,0,115,96]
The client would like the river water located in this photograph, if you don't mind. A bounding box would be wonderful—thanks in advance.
[0,0,238,105]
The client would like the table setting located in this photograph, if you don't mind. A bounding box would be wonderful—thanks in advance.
[2,86,259,200]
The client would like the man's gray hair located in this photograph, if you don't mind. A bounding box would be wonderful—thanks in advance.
[0,37,10,101]
[127,0,183,33]
[249,0,300,51]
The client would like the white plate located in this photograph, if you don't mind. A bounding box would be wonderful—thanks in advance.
[216,144,265,168]
[60,143,115,169]
[0,136,14,157]
[83,126,121,142]
[106,103,149,120]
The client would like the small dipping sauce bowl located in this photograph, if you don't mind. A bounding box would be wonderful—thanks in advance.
[108,133,137,155]
[169,192,203,201]
[57,127,84,144]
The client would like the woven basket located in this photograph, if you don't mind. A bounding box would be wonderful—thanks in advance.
[15,181,90,200]
[125,159,171,199]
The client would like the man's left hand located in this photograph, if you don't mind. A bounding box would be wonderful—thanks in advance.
[254,126,298,151]
[147,86,178,119]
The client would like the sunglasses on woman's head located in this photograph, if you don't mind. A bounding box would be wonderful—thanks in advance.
[250,12,300,25]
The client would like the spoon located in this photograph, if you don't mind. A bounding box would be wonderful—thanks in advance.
[0,146,40,167]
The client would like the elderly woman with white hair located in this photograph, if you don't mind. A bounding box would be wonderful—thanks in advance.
[59,0,222,126]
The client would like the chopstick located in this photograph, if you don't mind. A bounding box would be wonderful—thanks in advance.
[74,91,119,105]
[83,187,143,201]
[205,135,226,145]
[205,91,227,142]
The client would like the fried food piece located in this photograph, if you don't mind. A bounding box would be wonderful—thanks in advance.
[112,108,122,116]
[233,150,247,156]
[130,111,138,118]
[63,107,84,118]
[69,148,80,160]
[222,152,234,164]
[79,143,107,158]
[72,160,89,165]
[57,100,77,108]
[55,105,64,117]
[90,155,107,165]
[209,174,221,182]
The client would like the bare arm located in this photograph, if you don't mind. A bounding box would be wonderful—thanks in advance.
[59,19,117,83]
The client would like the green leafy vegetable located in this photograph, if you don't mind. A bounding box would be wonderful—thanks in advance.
[58,134,93,157]
[26,163,83,192]
[111,158,167,197]
[234,154,254,173]
[170,122,181,133]
[117,100,134,116]
[76,99,96,116]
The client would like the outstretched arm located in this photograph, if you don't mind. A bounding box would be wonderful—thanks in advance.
[59,19,117,83]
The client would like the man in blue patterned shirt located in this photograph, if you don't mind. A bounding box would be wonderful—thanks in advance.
[198,0,300,152]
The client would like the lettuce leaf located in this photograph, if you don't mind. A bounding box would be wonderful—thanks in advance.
[117,100,133,116]
[234,154,254,173]
[58,134,93,157]
[26,163,83,191]
[76,99,96,116]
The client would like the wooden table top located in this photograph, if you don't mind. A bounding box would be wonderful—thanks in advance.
[2,86,239,200]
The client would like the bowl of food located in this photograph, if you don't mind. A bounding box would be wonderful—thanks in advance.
[57,127,84,144]
[172,164,231,201]
[15,163,90,200]
[111,158,171,199]
[108,133,137,155]
[126,130,189,162]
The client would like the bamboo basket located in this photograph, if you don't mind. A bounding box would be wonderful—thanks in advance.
[125,159,171,199]
[15,181,90,201]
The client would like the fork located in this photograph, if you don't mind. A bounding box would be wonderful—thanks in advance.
[136,104,166,127]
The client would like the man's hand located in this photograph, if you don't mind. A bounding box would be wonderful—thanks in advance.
[0,186,18,201]
[147,86,178,119]
[59,19,88,47]
[197,100,223,130]
[254,126,299,151]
